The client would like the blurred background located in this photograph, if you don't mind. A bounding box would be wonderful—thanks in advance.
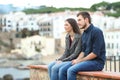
[0,0,120,80]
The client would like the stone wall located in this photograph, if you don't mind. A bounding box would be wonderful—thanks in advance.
[29,65,120,80]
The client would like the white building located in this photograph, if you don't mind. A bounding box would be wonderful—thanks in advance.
[38,11,78,39]
[19,35,57,59]
[91,11,120,30]
[1,11,120,56]
[1,12,39,32]
[104,29,120,56]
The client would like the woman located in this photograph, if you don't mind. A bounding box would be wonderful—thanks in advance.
[48,18,82,80]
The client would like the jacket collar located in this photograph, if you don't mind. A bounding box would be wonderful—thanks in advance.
[84,24,93,33]
[66,33,81,39]
[66,33,81,49]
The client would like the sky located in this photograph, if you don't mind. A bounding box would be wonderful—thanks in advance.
[0,0,120,8]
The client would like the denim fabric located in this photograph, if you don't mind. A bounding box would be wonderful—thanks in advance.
[59,61,104,80]
[48,61,70,80]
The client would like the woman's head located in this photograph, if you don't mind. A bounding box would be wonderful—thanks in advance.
[64,18,80,34]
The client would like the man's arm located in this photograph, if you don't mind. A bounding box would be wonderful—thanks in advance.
[80,52,97,62]
[72,52,97,65]
[72,52,84,64]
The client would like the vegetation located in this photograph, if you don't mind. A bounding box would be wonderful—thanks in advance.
[90,1,120,17]
[16,28,39,38]
[105,2,120,17]
[22,1,120,17]
[90,1,109,11]
[23,6,89,14]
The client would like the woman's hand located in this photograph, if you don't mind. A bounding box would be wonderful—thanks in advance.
[56,60,62,64]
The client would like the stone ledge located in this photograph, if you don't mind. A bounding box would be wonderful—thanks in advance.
[28,65,120,80]
[78,71,120,79]
[28,65,48,70]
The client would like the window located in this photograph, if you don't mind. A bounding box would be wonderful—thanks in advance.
[8,25,11,27]
[112,43,114,49]
[107,43,110,48]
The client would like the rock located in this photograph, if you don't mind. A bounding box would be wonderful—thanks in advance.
[3,74,13,80]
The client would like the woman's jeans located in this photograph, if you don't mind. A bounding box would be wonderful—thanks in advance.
[48,61,70,80]
[48,60,104,80]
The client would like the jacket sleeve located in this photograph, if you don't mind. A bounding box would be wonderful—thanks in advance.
[57,35,69,61]
[62,38,82,61]
[57,48,69,61]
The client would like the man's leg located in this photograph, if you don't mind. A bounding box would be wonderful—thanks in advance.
[67,60,104,80]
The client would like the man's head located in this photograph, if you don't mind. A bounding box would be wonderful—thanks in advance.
[77,12,91,30]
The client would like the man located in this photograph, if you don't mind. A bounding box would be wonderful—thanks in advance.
[59,12,106,80]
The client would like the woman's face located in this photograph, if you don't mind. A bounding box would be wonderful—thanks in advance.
[64,21,73,33]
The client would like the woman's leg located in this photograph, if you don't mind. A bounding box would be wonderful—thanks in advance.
[67,60,104,80]
[50,61,69,80]
[48,61,56,79]
[59,61,72,80]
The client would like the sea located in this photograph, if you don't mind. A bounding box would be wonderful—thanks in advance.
[0,59,43,80]
[0,67,29,80]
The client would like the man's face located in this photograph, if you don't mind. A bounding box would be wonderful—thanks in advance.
[77,15,87,29]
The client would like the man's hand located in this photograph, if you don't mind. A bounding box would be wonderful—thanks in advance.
[72,59,80,65]
[71,52,84,65]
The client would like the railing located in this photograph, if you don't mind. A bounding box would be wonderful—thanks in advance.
[105,56,120,72]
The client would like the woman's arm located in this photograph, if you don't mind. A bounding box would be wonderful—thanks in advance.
[62,38,82,61]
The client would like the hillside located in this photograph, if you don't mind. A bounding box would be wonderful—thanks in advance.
[22,1,120,17]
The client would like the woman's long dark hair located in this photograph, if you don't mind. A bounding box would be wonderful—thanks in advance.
[66,18,80,34]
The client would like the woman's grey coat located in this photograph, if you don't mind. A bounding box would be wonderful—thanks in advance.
[58,33,81,61]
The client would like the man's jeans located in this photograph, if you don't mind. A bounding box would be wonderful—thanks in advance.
[48,60,104,80]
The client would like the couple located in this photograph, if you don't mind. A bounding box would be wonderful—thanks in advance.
[48,12,106,80]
